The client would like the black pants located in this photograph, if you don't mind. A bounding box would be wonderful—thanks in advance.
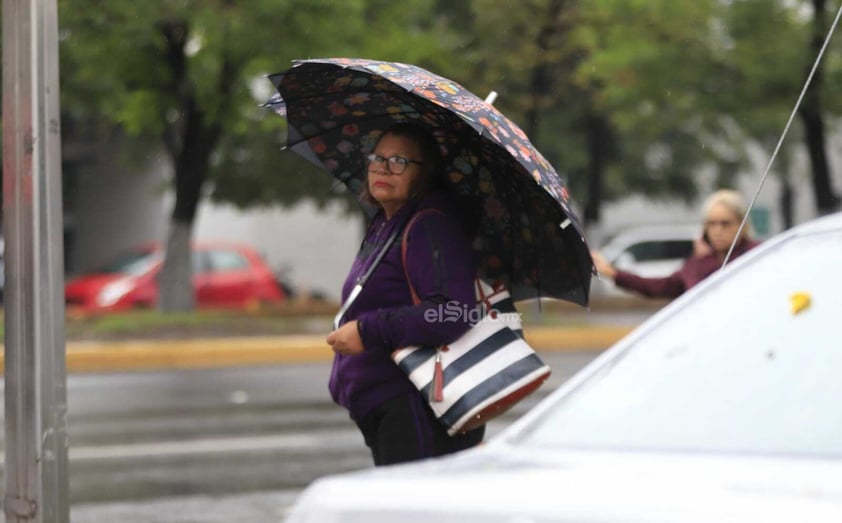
[355,392,485,466]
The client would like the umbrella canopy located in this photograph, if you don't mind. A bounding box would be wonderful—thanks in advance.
[267,58,593,306]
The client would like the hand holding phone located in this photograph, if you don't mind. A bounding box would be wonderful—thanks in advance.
[693,233,713,257]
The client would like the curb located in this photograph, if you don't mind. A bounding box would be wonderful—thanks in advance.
[0,325,637,374]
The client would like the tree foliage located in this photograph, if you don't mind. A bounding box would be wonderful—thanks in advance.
[450,0,840,221]
[57,0,462,310]
[54,0,842,309]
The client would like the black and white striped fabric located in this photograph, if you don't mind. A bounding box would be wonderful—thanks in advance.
[392,280,551,436]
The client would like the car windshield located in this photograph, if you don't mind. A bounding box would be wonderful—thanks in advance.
[97,250,160,276]
[518,227,842,458]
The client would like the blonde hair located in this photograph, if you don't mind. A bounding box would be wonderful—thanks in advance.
[703,189,753,238]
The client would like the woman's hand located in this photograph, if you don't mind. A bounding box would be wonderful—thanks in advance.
[327,320,365,356]
[590,250,617,281]
[693,237,713,257]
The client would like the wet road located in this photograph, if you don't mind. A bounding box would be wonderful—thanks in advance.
[0,351,600,521]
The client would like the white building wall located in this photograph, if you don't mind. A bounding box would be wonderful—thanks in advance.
[193,201,362,300]
[69,152,363,301]
[69,154,169,274]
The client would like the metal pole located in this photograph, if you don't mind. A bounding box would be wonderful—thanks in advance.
[2,0,70,521]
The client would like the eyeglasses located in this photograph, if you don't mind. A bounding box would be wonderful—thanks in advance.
[704,219,738,228]
[366,153,423,175]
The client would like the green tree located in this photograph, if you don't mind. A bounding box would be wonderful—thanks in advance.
[455,0,841,228]
[709,0,841,223]
[798,0,841,214]
[58,0,458,311]
[582,0,842,223]
[450,0,732,224]
[437,0,599,217]
[54,0,842,312]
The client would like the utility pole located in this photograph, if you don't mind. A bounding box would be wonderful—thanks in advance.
[2,0,70,521]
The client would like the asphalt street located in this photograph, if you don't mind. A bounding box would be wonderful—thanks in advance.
[0,304,659,522]
[1,351,602,523]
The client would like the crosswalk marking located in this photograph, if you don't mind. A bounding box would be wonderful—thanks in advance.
[0,428,364,463]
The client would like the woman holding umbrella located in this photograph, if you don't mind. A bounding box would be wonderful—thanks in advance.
[269,57,595,464]
[326,122,484,466]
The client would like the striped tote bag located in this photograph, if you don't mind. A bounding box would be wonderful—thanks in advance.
[392,278,552,436]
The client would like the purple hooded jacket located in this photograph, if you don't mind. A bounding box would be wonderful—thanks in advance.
[329,193,477,421]
[615,237,760,299]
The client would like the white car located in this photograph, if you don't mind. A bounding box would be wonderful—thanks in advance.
[284,212,842,523]
[591,224,698,297]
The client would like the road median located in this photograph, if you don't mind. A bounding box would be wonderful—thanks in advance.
[0,325,637,373]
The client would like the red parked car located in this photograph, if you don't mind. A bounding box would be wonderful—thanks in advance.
[65,242,285,313]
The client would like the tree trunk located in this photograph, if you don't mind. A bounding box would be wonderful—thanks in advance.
[158,114,215,312]
[583,113,607,225]
[798,0,840,215]
[159,220,195,311]
[158,136,211,311]
[155,18,234,312]
[524,0,568,140]
[798,106,838,214]
[780,176,794,230]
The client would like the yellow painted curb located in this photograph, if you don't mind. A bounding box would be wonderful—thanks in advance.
[0,326,636,374]
[64,335,335,372]
[526,325,635,351]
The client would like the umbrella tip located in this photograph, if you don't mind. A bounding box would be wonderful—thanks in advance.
[484,91,498,105]
[559,218,571,229]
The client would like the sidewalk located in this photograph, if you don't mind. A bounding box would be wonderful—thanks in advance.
[1,297,663,373]
[55,324,636,373]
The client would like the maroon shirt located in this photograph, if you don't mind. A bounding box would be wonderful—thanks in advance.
[614,237,760,299]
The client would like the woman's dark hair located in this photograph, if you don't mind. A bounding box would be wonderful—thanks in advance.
[361,122,445,206]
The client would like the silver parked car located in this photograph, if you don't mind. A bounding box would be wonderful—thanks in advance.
[284,211,842,523]
[591,224,698,297]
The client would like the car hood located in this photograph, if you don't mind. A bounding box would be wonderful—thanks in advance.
[65,274,125,297]
[285,444,842,523]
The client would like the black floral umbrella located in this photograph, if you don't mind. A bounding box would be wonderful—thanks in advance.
[267,58,594,306]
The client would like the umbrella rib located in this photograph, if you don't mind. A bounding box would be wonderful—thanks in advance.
[283,109,425,148]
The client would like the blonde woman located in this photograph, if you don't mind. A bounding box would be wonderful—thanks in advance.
[591,189,760,299]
